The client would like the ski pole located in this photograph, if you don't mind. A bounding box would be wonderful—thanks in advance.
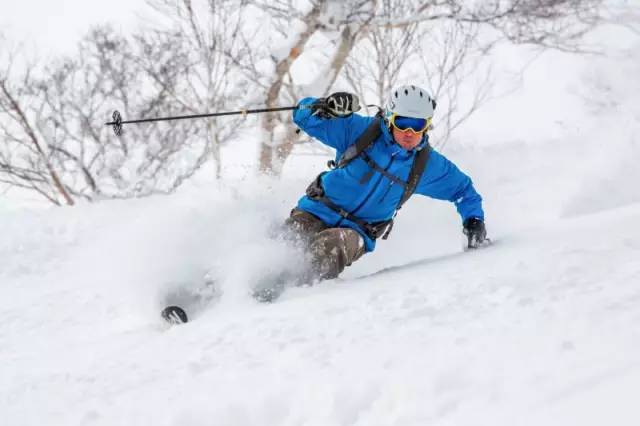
[105,105,310,136]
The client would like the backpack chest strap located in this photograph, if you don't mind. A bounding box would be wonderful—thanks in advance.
[358,151,408,186]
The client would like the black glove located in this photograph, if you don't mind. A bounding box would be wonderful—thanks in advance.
[311,92,360,118]
[463,217,487,249]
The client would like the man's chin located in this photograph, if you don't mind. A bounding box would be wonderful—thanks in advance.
[398,142,419,150]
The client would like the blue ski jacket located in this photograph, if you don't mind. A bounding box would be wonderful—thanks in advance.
[293,97,484,252]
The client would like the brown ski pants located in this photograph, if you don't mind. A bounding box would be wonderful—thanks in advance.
[284,208,366,280]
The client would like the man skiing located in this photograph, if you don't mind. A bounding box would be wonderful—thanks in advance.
[163,85,488,321]
[285,85,487,281]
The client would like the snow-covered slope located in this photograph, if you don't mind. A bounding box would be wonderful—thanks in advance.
[2,131,640,425]
[2,10,640,426]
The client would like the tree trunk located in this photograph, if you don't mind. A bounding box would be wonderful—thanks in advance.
[272,23,364,174]
[259,2,324,174]
[207,121,222,179]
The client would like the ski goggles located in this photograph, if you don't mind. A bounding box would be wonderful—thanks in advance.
[389,113,432,134]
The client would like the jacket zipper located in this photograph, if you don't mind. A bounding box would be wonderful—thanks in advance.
[379,182,394,204]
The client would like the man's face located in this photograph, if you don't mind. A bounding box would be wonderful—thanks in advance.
[392,126,424,150]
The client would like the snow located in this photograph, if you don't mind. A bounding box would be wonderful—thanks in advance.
[3,137,640,425]
[2,3,640,426]
[3,172,640,425]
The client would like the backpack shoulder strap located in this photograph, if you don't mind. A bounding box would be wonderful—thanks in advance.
[397,144,431,210]
[334,116,382,168]
[379,143,432,241]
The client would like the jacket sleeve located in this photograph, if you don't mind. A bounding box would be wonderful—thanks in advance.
[416,150,484,222]
[293,97,369,153]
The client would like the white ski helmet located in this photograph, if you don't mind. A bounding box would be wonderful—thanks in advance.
[386,85,436,119]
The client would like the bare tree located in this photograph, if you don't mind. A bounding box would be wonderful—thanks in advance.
[239,0,376,175]
[41,27,200,200]
[343,0,423,110]
[345,15,492,148]
[142,0,249,179]
[0,38,75,205]
[249,0,602,173]
[364,0,602,52]
[340,0,603,149]
[417,21,494,149]
[0,26,218,205]
[0,0,605,206]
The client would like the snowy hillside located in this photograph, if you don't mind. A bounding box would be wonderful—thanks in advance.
[2,7,640,426]
[3,132,640,425]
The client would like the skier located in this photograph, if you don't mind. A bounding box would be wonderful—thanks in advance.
[285,85,487,281]
[163,85,489,320]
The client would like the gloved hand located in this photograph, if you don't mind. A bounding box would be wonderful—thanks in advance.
[311,92,360,118]
[463,217,487,249]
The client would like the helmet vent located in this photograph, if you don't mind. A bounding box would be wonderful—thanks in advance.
[387,85,434,118]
